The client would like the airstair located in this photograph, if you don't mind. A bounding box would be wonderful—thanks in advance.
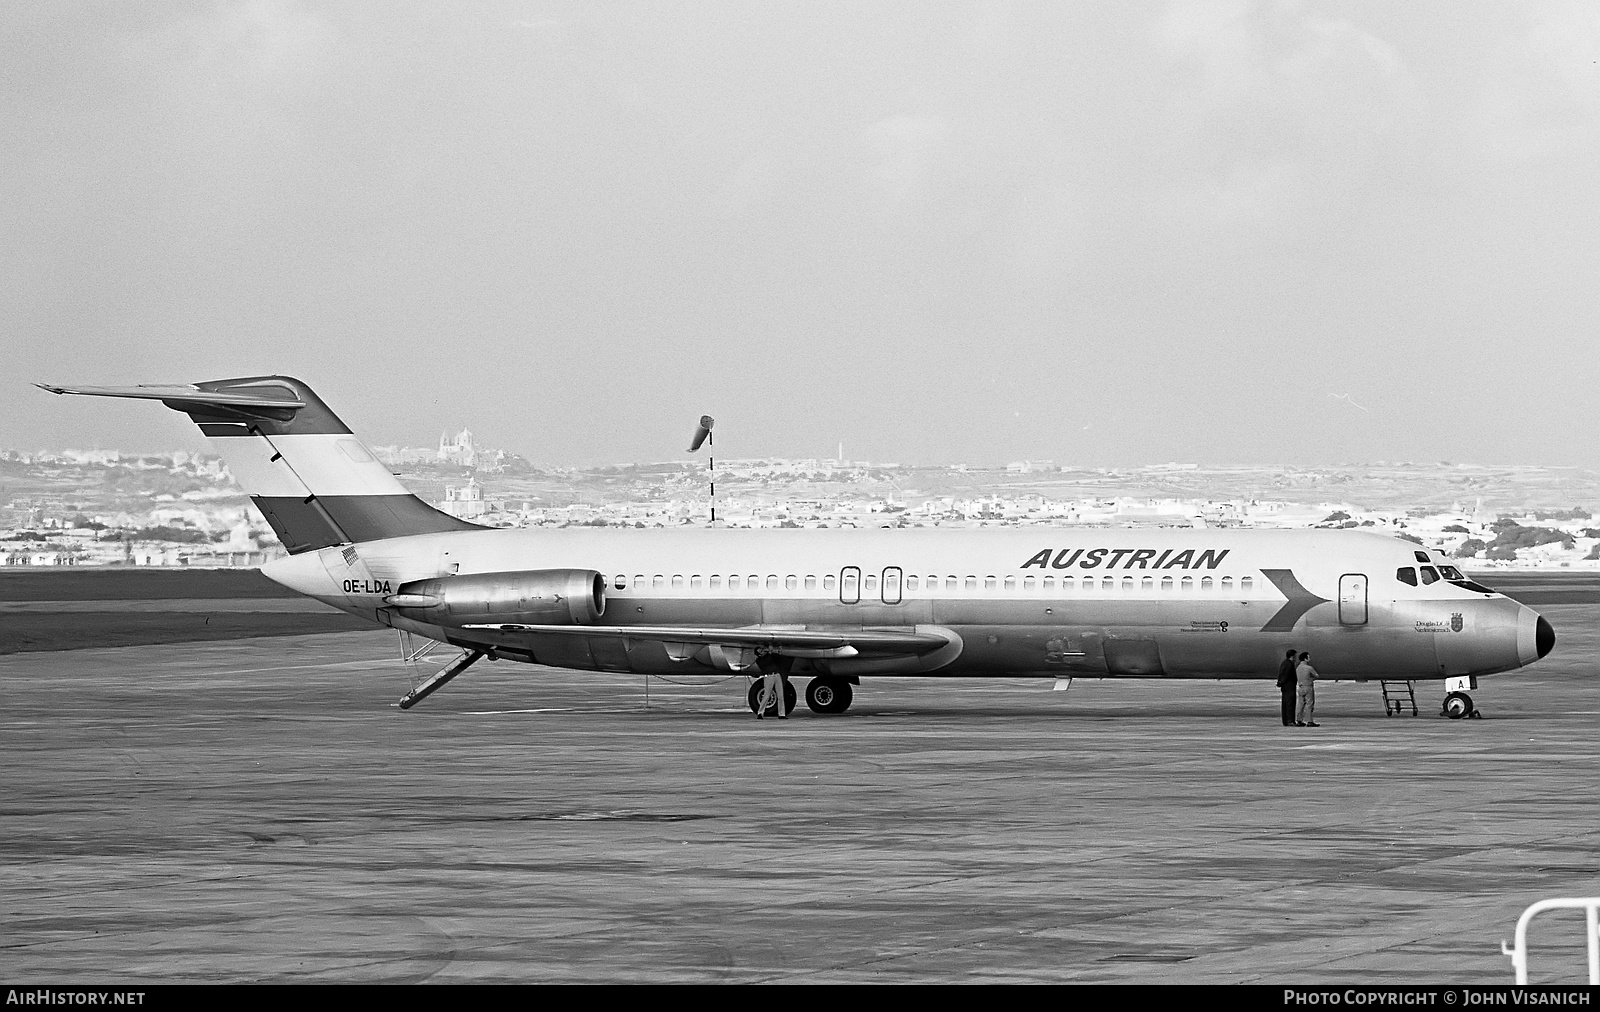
[1379,680,1417,716]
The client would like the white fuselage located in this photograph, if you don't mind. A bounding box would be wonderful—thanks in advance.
[264,526,1545,682]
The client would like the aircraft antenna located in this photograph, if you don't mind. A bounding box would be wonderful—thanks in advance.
[688,415,716,524]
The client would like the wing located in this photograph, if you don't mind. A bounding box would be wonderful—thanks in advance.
[459,622,950,660]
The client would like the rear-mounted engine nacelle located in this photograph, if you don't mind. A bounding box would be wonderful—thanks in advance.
[386,568,605,626]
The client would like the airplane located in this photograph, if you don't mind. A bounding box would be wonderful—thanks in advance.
[37,375,1554,719]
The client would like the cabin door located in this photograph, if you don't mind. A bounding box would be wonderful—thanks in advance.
[881,567,903,605]
[839,566,861,604]
[1339,573,1368,625]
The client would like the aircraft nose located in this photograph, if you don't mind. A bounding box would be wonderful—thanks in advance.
[1517,606,1555,666]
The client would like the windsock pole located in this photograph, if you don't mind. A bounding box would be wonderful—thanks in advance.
[687,414,716,525]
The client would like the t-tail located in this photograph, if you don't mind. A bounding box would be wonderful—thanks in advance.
[36,376,483,553]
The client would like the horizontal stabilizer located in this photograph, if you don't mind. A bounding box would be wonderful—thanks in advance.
[36,383,306,413]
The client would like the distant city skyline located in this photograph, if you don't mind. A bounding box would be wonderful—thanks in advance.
[7,3,1600,467]
[8,437,1600,474]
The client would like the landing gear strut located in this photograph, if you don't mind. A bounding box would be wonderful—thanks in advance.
[1442,691,1479,720]
[804,677,854,714]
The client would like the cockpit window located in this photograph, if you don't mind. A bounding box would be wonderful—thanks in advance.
[1396,567,1418,586]
[1414,551,1430,564]
[1419,566,1439,585]
[1438,565,1464,581]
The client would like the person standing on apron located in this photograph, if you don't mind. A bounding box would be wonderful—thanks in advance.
[756,662,788,720]
[1295,651,1320,727]
[1276,649,1298,727]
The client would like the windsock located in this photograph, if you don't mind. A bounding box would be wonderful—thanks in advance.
[688,415,714,453]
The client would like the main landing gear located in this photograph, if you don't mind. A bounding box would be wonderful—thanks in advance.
[743,677,856,715]
[1442,691,1480,720]
[746,678,797,716]
[804,677,853,715]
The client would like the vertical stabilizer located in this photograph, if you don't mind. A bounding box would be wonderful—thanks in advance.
[37,376,483,553]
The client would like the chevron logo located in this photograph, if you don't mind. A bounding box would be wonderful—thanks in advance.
[1259,570,1330,632]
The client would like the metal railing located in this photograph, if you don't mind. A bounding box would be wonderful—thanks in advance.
[1502,897,1600,984]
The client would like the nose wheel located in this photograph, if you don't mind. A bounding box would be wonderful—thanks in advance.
[1442,691,1479,719]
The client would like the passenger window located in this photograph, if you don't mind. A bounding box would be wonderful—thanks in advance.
[653,575,665,589]
[1419,566,1439,585]
[1397,567,1418,586]
[1221,576,1232,591]
[1241,576,1252,591]
[906,575,918,590]
[634,575,645,591]
[1083,577,1094,592]
[710,575,722,589]
[824,574,836,591]
[1023,575,1035,590]
[1161,576,1173,591]
[614,575,627,590]
[984,576,996,590]
[1059,576,1072,590]
[671,575,683,589]
[785,575,797,590]
[1180,576,1193,591]
[690,575,702,589]
[1101,577,1113,591]
[965,576,977,590]
[767,575,779,590]
[1201,576,1212,591]
[1043,576,1055,591]
[1141,576,1153,591]
[805,575,816,590]
[1003,575,1015,590]
[1122,576,1133,591]
[864,574,877,593]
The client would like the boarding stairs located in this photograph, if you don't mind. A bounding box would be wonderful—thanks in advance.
[1379,680,1417,717]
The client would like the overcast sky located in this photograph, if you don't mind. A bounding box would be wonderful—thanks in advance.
[5,1,1598,466]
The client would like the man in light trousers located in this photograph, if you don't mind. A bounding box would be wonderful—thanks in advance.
[1295,650,1320,727]
[756,662,788,720]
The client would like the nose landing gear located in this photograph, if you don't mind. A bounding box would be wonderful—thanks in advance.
[1442,691,1480,720]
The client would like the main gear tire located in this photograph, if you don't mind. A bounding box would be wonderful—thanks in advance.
[805,678,854,714]
[747,679,797,715]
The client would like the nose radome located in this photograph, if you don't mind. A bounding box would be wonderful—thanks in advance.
[1516,606,1554,667]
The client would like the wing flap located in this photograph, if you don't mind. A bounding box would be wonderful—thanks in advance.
[459,623,950,654]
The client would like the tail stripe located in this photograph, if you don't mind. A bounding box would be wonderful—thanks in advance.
[217,433,409,498]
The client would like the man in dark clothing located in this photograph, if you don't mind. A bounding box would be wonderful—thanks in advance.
[1276,649,1298,726]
